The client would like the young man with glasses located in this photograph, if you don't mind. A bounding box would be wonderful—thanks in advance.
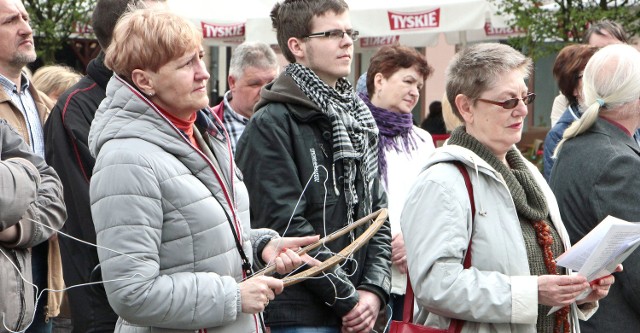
[235,1,391,332]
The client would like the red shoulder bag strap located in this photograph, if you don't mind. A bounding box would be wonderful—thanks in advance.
[403,161,475,333]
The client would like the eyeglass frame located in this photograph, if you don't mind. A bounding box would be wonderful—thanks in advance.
[476,92,536,110]
[302,29,359,41]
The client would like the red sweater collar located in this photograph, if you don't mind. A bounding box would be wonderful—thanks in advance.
[600,115,632,137]
[155,105,199,147]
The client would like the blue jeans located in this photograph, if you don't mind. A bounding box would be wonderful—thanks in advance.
[269,326,340,333]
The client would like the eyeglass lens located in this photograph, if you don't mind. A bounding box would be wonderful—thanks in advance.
[333,30,358,40]
[504,94,535,109]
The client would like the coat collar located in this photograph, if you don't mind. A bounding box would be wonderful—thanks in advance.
[591,117,640,156]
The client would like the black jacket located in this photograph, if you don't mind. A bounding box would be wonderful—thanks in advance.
[43,53,117,333]
[236,74,391,328]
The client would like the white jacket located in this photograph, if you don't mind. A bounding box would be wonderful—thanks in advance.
[384,126,434,294]
[401,145,596,333]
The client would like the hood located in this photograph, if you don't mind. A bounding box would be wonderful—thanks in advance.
[425,144,497,176]
[87,52,113,91]
[426,143,538,223]
[254,73,321,117]
[88,75,189,158]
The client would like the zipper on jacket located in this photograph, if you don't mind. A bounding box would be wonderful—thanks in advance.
[332,163,339,196]
[318,143,328,158]
[10,249,26,330]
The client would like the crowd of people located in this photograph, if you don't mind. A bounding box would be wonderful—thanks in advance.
[0,0,638,332]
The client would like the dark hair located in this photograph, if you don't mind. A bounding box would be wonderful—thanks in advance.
[270,0,349,63]
[428,101,442,116]
[552,44,598,107]
[365,44,433,97]
[92,0,166,49]
[582,20,628,45]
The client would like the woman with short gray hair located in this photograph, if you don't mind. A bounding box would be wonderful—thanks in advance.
[402,43,614,333]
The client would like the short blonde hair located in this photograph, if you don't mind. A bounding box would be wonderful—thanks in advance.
[32,65,82,100]
[441,92,462,131]
[104,8,202,79]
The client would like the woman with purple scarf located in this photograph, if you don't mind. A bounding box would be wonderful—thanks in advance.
[358,44,435,321]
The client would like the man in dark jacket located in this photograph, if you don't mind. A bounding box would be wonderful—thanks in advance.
[43,0,165,331]
[236,1,391,332]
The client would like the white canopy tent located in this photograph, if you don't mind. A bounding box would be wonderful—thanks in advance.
[244,0,520,49]
[166,0,273,46]
[168,0,521,47]
[167,0,523,114]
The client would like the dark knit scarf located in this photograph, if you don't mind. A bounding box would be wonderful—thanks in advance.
[359,92,419,185]
[285,63,379,224]
[448,126,548,220]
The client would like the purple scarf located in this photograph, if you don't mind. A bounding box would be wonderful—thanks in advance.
[359,92,419,184]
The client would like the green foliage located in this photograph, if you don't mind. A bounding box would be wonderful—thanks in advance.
[24,0,96,64]
[492,0,640,59]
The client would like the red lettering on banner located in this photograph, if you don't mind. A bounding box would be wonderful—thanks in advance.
[360,36,400,48]
[201,22,245,39]
[388,8,440,31]
[484,22,525,36]
[73,22,93,34]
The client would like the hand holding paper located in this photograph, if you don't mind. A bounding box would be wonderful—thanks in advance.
[548,216,640,314]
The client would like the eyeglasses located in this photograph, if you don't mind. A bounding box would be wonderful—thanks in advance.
[477,92,536,110]
[302,29,359,41]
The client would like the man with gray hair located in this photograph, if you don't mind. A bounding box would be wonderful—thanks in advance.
[212,41,278,152]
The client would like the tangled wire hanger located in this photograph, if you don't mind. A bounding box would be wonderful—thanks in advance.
[1,217,159,333]
[249,208,388,287]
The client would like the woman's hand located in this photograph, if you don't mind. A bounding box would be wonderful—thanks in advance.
[578,264,623,304]
[341,290,381,333]
[238,276,283,314]
[538,275,589,307]
[261,235,320,275]
[391,232,408,274]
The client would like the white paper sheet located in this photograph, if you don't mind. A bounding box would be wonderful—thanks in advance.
[548,216,640,314]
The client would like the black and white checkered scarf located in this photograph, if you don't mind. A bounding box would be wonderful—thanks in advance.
[286,63,379,224]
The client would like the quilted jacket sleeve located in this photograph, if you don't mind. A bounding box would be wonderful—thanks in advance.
[90,147,240,329]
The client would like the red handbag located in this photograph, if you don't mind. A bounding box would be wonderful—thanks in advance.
[389,162,475,333]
